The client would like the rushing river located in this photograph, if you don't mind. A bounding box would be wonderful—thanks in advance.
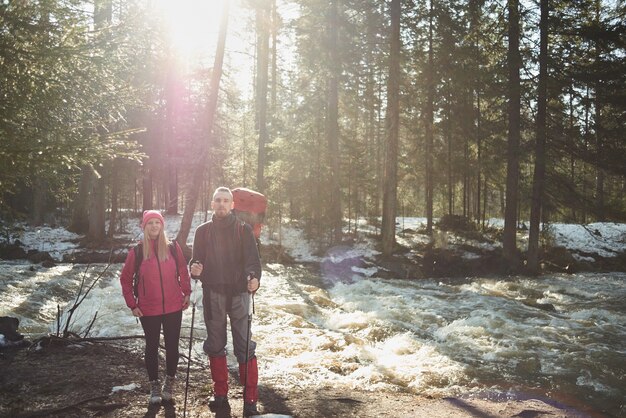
[1,261,624,417]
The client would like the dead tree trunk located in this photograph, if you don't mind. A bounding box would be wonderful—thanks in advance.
[176,3,230,250]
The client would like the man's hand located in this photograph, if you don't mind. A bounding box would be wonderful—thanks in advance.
[190,261,203,278]
[247,276,260,293]
[182,294,190,310]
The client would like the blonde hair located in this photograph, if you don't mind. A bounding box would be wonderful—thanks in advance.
[142,226,171,261]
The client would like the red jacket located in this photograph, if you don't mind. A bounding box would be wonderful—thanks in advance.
[120,240,191,317]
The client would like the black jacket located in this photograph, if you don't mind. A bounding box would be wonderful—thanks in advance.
[191,212,262,294]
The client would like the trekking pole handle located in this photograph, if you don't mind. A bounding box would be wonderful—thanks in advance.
[246,273,259,292]
[190,277,198,306]
[190,259,202,279]
[246,274,256,315]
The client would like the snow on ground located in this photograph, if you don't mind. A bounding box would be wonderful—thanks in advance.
[272,217,626,264]
[266,223,322,263]
[2,214,625,264]
[549,222,626,257]
[110,383,140,395]
[14,225,82,260]
[1,212,209,261]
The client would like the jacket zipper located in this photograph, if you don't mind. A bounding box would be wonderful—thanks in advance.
[155,246,166,314]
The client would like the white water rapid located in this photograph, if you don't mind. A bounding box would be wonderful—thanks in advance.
[0,261,624,416]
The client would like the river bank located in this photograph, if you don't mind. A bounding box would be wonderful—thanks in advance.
[0,339,605,418]
[2,217,626,279]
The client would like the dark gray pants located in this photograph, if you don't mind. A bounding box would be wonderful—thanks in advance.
[202,290,256,364]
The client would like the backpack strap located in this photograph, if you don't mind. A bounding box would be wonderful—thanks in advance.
[132,243,143,298]
[236,219,244,243]
[234,219,244,257]
[168,241,181,287]
[205,221,212,246]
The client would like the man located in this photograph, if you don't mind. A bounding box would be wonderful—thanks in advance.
[190,186,262,416]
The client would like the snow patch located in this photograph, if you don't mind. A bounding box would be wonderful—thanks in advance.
[111,383,140,394]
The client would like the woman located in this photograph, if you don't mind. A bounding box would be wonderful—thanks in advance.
[120,210,192,405]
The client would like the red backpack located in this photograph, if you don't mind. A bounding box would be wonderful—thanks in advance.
[232,188,267,240]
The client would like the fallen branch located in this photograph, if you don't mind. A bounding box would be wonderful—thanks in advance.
[59,232,142,338]
[29,334,146,350]
[74,335,146,342]
[28,333,207,367]
[15,395,109,417]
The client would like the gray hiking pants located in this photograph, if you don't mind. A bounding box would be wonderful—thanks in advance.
[202,290,256,364]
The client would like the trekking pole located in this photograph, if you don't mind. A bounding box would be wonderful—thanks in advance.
[183,277,199,418]
[243,275,255,418]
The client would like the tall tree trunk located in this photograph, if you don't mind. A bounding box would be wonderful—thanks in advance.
[142,167,153,212]
[176,2,230,250]
[502,0,521,265]
[87,167,106,241]
[482,175,488,227]
[568,86,576,221]
[376,70,384,225]
[69,166,91,233]
[463,128,468,217]
[424,0,435,234]
[256,0,270,193]
[270,0,278,115]
[164,59,179,215]
[86,0,112,242]
[593,0,605,221]
[108,163,119,238]
[31,177,47,226]
[365,7,377,221]
[582,87,590,223]
[313,126,323,237]
[327,0,342,244]
[527,0,548,274]
[469,0,484,225]
[446,92,453,216]
[381,0,401,255]
[167,166,178,214]
[476,89,482,225]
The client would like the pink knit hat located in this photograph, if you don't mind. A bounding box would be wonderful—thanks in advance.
[141,210,165,229]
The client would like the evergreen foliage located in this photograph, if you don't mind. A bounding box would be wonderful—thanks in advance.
[0,0,624,246]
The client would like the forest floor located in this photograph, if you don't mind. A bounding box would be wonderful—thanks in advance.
[0,339,603,418]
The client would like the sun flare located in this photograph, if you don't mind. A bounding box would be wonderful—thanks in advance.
[152,0,253,90]
[154,0,230,63]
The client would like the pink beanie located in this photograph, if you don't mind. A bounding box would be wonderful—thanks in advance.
[141,210,165,229]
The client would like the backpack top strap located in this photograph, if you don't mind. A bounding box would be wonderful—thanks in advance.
[168,241,180,281]
[236,219,245,265]
[132,242,143,298]
[133,242,144,278]
[205,221,212,242]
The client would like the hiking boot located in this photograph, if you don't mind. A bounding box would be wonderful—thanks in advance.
[208,395,229,409]
[243,401,259,416]
[161,375,175,402]
[148,379,162,405]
